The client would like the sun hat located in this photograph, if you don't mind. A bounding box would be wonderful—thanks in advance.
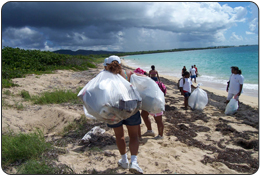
[103,58,109,66]
[107,55,121,64]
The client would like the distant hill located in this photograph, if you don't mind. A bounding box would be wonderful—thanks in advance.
[53,49,121,55]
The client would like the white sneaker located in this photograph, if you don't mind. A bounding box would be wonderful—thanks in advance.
[142,130,155,137]
[154,135,164,140]
[129,162,143,174]
[118,159,129,169]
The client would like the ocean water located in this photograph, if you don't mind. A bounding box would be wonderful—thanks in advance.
[124,45,258,97]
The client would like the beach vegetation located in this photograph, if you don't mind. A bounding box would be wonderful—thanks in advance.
[15,102,24,110]
[17,159,75,174]
[2,78,19,88]
[31,89,81,105]
[2,129,75,174]
[62,115,88,135]
[3,90,12,96]
[2,129,50,167]
[2,47,103,88]
[20,90,31,101]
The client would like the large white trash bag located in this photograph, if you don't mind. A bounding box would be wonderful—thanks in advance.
[130,74,165,114]
[225,98,238,115]
[188,85,208,110]
[78,71,142,124]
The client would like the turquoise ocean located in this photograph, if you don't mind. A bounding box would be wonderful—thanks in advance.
[124,45,258,97]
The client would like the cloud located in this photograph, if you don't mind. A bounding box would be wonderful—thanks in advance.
[1,2,253,51]
[2,27,45,48]
[246,31,255,35]
[230,32,243,41]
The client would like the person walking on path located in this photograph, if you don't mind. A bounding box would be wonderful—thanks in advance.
[106,55,143,174]
[226,66,244,106]
[149,65,161,82]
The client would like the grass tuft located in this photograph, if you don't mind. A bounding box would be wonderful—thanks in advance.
[31,89,81,105]
[2,129,51,167]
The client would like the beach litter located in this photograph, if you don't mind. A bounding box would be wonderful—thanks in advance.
[81,126,106,142]
[225,98,239,115]
[188,84,208,110]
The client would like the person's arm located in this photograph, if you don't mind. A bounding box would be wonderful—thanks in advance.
[135,73,147,77]
[156,71,161,82]
[180,87,184,95]
[191,84,197,89]
[226,81,230,92]
[148,71,151,77]
[237,84,243,96]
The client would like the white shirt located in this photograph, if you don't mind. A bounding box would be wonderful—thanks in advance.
[179,78,192,93]
[190,68,196,76]
[228,74,244,94]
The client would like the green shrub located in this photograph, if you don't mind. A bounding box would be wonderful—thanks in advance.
[2,79,19,88]
[21,90,31,100]
[17,160,75,174]
[2,47,98,81]
[2,130,51,166]
[31,89,81,105]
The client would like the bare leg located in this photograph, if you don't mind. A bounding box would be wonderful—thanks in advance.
[138,125,142,140]
[126,125,140,156]
[141,110,152,131]
[113,126,126,155]
[184,96,188,109]
[154,115,164,136]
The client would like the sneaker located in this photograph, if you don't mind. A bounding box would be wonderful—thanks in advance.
[129,162,143,174]
[142,130,155,137]
[154,135,164,140]
[118,159,129,169]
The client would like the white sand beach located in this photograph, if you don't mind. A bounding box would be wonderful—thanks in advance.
[2,62,259,174]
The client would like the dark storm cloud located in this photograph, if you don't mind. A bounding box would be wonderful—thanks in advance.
[2,2,144,31]
[2,2,255,51]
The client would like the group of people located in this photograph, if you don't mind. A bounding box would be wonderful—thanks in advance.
[182,65,198,83]
[102,56,163,174]
[100,57,244,174]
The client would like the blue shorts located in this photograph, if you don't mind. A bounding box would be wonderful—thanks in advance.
[191,75,196,79]
[151,77,158,81]
[184,92,191,98]
[107,111,141,128]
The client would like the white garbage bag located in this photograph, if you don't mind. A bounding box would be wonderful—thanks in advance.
[78,71,142,124]
[225,99,238,115]
[188,86,208,110]
[81,126,106,142]
[130,74,165,114]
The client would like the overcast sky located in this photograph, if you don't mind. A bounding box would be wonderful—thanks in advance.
[1,1,258,52]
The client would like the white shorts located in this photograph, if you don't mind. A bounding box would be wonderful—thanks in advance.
[227,93,239,101]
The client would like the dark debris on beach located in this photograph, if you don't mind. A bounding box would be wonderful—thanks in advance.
[161,77,259,174]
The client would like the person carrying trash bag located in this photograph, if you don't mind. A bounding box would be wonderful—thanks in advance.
[131,68,165,140]
[179,71,197,110]
[105,55,144,174]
